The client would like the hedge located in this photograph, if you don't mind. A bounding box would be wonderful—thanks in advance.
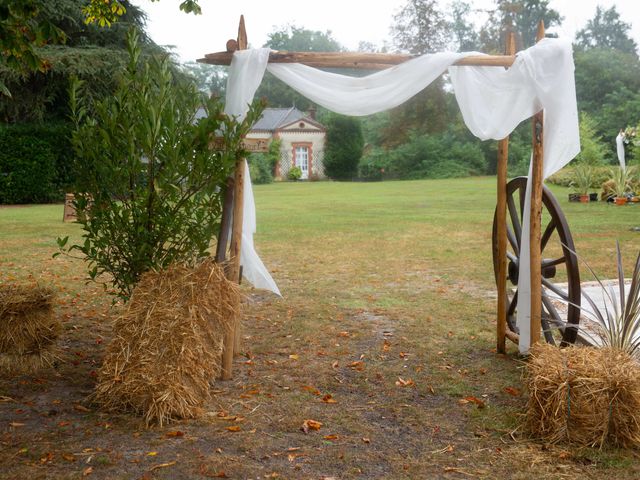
[0,122,74,204]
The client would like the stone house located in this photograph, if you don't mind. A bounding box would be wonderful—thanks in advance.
[247,107,326,180]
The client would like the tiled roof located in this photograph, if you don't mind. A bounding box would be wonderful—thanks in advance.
[252,107,322,131]
[194,106,323,131]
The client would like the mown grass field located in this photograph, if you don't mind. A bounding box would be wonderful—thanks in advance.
[1,176,640,479]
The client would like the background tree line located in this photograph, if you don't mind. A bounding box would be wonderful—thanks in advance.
[2,0,640,200]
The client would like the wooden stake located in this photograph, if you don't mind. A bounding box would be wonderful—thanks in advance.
[215,177,234,264]
[529,21,546,348]
[496,31,516,354]
[221,15,248,380]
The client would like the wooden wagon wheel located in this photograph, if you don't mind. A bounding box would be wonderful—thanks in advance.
[492,177,581,346]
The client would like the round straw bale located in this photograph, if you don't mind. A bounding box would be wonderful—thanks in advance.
[0,283,59,374]
[524,343,640,448]
[93,259,240,427]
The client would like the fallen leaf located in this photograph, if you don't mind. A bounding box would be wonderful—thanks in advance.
[338,331,350,337]
[73,404,91,413]
[210,471,228,478]
[382,340,391,352]
[150,460,177,471]
[146,451,158,456]
[395,377,415,387]
[301,419,322,433]
[459,396,485,409]
[321,394,337,404]
[165,431,185,438]
[503,386,521,396]
[331,360,339,369]
[323,434,339,440]
[226,425,241,432]
[362,437,371,444]
[9,422,25,427]
[82,466,93,476]
[302,385,321,396]
[348,361,364,371]
[289,354,299,360]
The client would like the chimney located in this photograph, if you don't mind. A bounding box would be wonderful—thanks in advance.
[307,105,316,120]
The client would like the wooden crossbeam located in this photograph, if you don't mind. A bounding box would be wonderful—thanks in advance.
[198,50,516,70]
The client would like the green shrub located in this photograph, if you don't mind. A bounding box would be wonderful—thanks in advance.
[288,166,302,181]
[547,166,614,188]
[248,139,279,185]
[324,114,364,180]
[58,29,263,301]
[0,129,57,204]
[362,130,487,180]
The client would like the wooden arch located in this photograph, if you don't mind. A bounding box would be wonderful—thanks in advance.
[199,16,547,379]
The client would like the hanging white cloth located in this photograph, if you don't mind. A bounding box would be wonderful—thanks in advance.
[224,39,580,353]
[616,132,626,170]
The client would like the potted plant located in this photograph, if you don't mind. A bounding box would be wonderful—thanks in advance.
[610,166,633,205]
[569,164,593,203]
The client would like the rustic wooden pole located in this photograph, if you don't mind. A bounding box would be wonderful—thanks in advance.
[199,51,517,70]
[215,177,234,264]
[529,21,546,348]
[221,15,248,380]
[496,31,516,354]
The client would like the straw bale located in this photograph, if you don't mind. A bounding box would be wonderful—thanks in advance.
[524,343,640,448]
[0,284,59,373]
[93,259,239,427]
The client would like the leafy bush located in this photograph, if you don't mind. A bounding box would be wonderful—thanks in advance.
[324,114,364,180]
[58,29,263,300]
[288,166,302,181]
[360,129,487,180]
[547,166,617,188]
[248,139,279,185]
[574,112,607,165]
[0,130,57,204]
[0,121,75,204]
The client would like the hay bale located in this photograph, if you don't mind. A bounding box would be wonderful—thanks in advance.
[0,284,59,374]
[93,259,239,427]
[524,344,640,448]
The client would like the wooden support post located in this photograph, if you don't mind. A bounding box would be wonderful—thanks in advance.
[216,177,234,264]
[496,31,516,354]
[529,21,546,348]
[221,15,248,380]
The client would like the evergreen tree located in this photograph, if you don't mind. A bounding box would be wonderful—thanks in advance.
[575,5,638,57]
[324,114,364,180]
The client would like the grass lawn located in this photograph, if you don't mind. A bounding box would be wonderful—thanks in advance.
[1,176,640,479]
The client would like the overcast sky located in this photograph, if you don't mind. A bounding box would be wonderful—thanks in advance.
[131,0,640,63]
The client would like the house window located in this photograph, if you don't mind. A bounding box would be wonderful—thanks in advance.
[294,145,309,179]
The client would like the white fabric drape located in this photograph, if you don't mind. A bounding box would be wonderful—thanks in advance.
[616,132,626,170]
[224,39,580,353]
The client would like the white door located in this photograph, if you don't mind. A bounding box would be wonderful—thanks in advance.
[295,146,309,179]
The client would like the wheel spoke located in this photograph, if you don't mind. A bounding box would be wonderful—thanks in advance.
[508,290,518,316]
[506,251,518,264]
[542,256,566,268]
[506,226,519,255]
[542,295,565,329]
[540,219,556,252]
[507,194,522,246]
[542,278,570,301]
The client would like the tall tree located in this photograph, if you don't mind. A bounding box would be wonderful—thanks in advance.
[265,25,342,52]
[575,5,638,57]
[1,0,159,123]
[448,1,480,51]
[324,114,364,180]
[390,0,448,54]
[479,0,562,53]
[256,26,343,110]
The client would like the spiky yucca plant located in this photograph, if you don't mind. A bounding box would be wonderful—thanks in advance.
[579,243,640,356]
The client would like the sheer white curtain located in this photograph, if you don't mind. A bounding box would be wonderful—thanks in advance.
[224,39,580,353]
